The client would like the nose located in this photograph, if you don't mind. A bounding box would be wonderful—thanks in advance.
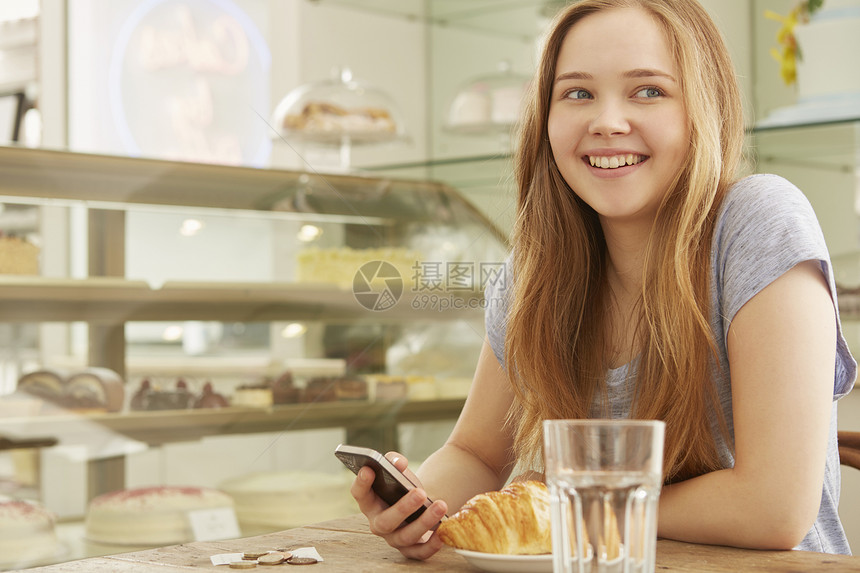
[588,99,631,136]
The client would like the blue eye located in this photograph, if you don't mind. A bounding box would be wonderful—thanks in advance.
[636,87,663,98]
[565,89,592,100]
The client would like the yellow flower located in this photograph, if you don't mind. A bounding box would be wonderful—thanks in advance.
[764,1,824,85]
[770,45,797,85]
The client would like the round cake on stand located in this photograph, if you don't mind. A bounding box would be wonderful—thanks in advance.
[759,0,860,127]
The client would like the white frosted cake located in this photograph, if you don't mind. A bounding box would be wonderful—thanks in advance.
[85,486,235,546]
[491,85,525,125]
[795,0,860,101]
[448,89,491,127]
[0,497,61,569]
[219,470,356,530]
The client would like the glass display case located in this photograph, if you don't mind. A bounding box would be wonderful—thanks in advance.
[0,145,508,567]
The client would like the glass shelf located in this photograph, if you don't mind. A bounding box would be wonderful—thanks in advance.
[753,113,860,134]
[364,152,511,171]
[752,120,860,173]
[316,0,559,40]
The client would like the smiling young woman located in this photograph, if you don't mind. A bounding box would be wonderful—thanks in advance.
[547,7,690,230]
[510,0,744,486]
[350,0,856,560]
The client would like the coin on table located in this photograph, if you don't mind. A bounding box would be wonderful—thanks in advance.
[243,552,267,560]
[258,552,287,566]
[287,556,319,565]
[229,561,257,569]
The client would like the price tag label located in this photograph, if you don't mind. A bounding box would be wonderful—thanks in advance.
[189,507,241,541]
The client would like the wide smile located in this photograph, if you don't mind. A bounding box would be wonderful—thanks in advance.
[585,154,647,170]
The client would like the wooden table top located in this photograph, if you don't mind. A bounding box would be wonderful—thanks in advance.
[20,514,860,573]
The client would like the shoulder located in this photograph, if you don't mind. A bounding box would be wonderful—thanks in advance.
[714,174,825,252]
[719,174,814,222]
[712,174,831,330]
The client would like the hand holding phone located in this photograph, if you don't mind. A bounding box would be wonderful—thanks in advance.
[335,444,437,523]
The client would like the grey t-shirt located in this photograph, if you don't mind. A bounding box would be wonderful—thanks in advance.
[485,174,857,554]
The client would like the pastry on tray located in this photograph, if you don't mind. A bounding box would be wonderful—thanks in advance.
[129,378,194,411]
[17,367,125,413]
[193,381,229,409]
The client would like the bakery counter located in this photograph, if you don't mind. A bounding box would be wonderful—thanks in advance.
[0,398,465,448]
[20,513,860,573]
[0,277,484,323]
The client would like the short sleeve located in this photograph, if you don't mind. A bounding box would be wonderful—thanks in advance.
[713,174,856,398]
[484,256,512,369]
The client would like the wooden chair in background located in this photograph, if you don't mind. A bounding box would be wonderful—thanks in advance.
[839,431,860,471]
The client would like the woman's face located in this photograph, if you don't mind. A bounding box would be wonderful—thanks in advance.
[547,7,690,231]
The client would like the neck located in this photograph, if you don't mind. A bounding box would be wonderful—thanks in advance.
[602,221,650,369]
[601,217,650,297]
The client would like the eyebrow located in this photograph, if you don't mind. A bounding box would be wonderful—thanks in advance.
[554,68,677,83]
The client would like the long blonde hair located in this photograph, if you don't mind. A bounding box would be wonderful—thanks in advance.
[507,0,745,482]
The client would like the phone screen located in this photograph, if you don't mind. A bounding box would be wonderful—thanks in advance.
[335,444,431,523]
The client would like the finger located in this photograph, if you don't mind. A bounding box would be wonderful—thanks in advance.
[396,532,445,561]
[384,497,447,546]
[420,499,448,530]
[370,487,428,534]
[385,451,409,472]
[385,452,425,486]
[351,466,388,516]
[349,465,373,501]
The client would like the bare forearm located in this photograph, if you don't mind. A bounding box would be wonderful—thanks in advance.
[658,468,818,550]
[416,443,509,513]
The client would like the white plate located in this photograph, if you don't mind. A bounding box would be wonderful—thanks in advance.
[453,549,553,573]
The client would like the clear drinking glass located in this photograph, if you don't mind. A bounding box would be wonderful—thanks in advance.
[543,419,665,573]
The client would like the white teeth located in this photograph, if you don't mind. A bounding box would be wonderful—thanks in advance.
[588,154,643,169]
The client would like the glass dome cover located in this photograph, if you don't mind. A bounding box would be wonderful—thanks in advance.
[445,62,531,135]
[272,68,409,146]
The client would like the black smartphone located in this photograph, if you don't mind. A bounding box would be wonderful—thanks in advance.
[335,444,438,523]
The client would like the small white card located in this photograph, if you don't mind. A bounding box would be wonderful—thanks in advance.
[292,547,324,562]
[209,552,244,566]
[188,507,241,542]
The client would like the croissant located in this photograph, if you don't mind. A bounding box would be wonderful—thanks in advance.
[437,480,552,554]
